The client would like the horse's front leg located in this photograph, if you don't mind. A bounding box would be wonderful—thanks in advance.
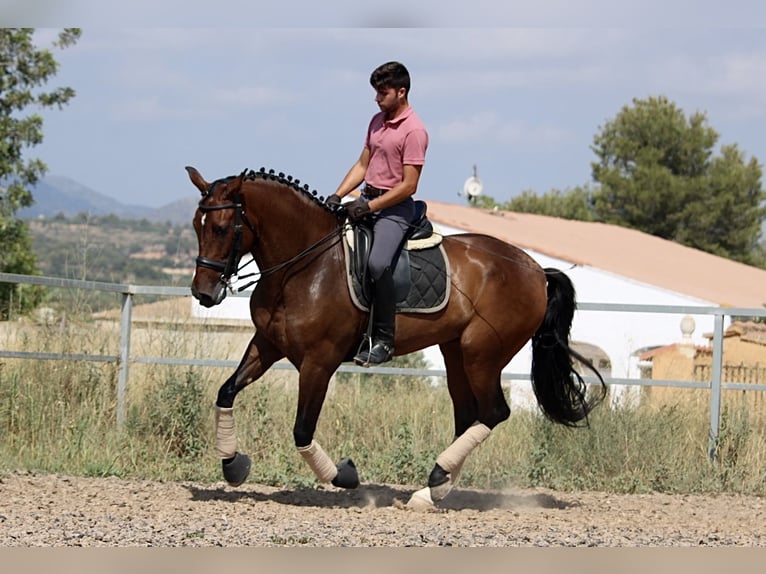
[215,332,283,486]
[293,360,359,489]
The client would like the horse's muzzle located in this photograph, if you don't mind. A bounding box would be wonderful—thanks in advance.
[191,275,228,307]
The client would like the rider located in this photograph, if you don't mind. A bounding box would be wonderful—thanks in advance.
[326,61,429,366]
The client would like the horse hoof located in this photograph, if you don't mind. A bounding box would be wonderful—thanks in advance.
[222,452,251,487]
[406,487,435,511]
[429,480,453,502]
[331,457,359,489]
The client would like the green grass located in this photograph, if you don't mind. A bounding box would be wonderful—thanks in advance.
[2,318,766,495]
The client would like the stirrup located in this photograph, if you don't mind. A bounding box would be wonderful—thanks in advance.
[353,349,370,366]
[353,335,372,365]
[356,341,394,367]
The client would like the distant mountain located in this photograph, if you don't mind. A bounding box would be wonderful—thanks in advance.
[17,174,766,237]
[16,175,196,225]
[17,175,151,219]
[149,197,198,225]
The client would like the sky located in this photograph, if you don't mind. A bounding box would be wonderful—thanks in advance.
[9,1,766,209]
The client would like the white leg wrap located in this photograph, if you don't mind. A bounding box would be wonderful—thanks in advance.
[297,440,338,483]
[407,424,492,509]
[215,406,237,459]
[449,459,465,485]
[406,486,435,511]
[427,459,465,503]
[435,422,491,474]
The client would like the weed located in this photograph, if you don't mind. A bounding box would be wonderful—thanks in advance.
[139,369,207,459]
[269,535,313,545]
[2,316,766,496]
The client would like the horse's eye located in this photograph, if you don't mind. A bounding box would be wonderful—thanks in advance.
[213,225,228,236]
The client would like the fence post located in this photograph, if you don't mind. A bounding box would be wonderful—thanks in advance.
[707,313,725,462]
[117,290,133,428]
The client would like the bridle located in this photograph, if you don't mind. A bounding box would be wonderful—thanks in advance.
[196,183,257,290]
[195,180,344,293]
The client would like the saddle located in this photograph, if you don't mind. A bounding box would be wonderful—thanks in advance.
[344,200,450,314]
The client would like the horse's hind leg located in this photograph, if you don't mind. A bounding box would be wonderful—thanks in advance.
[407,341,509,510]
[215,332,284,486]
[435,339,478,485]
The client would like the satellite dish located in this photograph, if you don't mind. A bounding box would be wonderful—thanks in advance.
[463,176,483,198]
[462,164,483,200]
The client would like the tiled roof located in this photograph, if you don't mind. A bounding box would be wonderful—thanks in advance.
[427,201,766,309]
[638,343,710,360]
[644,321,766,361]
[639,343,681,360]
[702,321,766,346]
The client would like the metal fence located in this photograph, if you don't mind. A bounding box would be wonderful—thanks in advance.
[2,271,766,461]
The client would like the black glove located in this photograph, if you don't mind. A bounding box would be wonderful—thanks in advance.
[325,194,342,210]
[346,198,371,222]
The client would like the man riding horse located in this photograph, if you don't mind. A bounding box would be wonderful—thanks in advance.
[326,61,428,367]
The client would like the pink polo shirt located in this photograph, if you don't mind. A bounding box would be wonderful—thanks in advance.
[364,106,428,190]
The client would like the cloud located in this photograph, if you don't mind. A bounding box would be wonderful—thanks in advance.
[627,46,766,121]
[436,111,573,146]
[109,83,302,122]
[110,96,192,121]
[32,29,62,46]
[364,28,628,65]
[209,86,300,108]
[10,0,766,27]
[77,29,307,122]
[711,52,766,96]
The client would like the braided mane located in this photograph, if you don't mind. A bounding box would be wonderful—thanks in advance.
[244,167,336,214]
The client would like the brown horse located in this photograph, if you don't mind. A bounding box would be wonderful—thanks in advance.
[187,165,605,509]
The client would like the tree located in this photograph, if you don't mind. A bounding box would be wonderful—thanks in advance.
[678,144,764,264]
[503,186,597,221]
[0,28,80,318]
[468,194,502,210]
[590,95,766,264]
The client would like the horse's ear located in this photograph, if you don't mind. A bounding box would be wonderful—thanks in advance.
[185,166,209,195]
[234,169,248,186]
[222,169,248,198]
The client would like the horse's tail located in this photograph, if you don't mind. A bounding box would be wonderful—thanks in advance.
[530,268,606,427]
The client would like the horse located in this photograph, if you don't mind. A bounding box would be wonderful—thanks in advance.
[187,165,605,509]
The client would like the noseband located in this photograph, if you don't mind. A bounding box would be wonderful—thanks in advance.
[196,187,256,287]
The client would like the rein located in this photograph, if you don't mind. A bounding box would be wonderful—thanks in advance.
[235,227,343,292]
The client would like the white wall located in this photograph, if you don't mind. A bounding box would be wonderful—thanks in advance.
[425,224,719,408]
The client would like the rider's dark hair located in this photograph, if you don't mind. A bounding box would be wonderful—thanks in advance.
[370,61,411,96]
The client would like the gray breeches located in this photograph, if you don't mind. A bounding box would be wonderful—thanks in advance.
[364,196,415,281]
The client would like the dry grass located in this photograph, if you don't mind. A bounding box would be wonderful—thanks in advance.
[1,314,766,495]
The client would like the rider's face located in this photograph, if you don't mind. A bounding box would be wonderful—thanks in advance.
[375,86,405,117]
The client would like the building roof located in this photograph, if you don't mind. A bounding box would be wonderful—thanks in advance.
[426,201,766,309]
[641,321,766,361]
[638,343,710,361]
[704,320,766,346]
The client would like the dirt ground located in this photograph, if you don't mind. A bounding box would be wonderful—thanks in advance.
[1,472,765,547]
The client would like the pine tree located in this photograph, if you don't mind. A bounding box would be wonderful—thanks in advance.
[590,95,765,265]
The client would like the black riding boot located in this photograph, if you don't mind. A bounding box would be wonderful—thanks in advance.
[354,267,396,366]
